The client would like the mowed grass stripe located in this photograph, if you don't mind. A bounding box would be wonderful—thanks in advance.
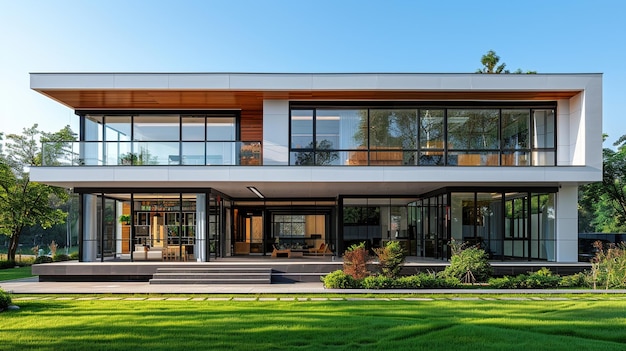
[1,299,625,350]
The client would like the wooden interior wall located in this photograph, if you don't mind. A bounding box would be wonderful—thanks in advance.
[240,109,263,141]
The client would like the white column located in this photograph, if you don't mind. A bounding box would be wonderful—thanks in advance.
[263,100,289,165]
[82,194,98,262]
[115,201,123,257]
[556,185,578,262]
[195,194,207,262]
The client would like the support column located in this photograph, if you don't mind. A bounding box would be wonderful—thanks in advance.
[196,194,207,262]
[82,194,98,262]
[556,185,578,262]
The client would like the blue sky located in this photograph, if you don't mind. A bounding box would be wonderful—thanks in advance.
[1,0,624,146]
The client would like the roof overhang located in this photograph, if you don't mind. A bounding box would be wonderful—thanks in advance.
[30,73,595,110]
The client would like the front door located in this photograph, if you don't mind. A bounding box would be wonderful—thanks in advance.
[234,210,264,255]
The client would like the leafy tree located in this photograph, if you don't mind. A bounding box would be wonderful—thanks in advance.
[373,240,406,278]
[579,134,626,233]
[476,50,536,74]
[0,124,74,262]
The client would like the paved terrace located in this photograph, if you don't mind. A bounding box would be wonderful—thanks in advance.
[3,277,626,295]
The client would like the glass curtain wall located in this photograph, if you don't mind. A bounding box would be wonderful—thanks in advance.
[80,191,216,262]
[81,113,239,166]
[289,105,555,166]
[448,190,556,261]
[341,197,419,255]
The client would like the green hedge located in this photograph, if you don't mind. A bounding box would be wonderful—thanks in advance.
[488,268,587,289]
[0,288,12,310]
[322,270,461,289]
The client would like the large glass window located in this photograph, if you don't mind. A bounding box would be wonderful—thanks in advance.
[290,104,556,167]
[79,112,241,166]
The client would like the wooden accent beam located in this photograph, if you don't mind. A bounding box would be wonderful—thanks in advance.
[37,89,580,110]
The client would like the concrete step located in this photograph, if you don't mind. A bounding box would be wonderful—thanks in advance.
[155,267,272,274]
[150,278,270,284]
[149,266,272,284]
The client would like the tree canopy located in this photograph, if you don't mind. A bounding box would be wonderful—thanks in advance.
[476,50,537,74]
[579,134,626,233]
[0,124,75,261]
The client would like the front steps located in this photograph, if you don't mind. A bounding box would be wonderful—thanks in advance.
[149,267,272,284]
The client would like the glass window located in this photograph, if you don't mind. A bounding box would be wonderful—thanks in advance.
[291,109,313,149]
[104,116,131,142]
[369,109,417,149]
[448,109,499,150]
[316,109,367,150]
[182,116,205,141]
[207,117,235,141]
[502,109,530,149]
[133,115,180,141]
[533,109,555,148]
[419,109,444,149]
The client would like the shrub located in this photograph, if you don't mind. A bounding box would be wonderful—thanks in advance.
[589,241,626,289]
[395,272,461,289]
[488,268,562,289]
[361,275,395,289]
[488,276,518,289]
[343,242,371,280]
[53,254,70,262]
[440,242,492,283]
[373,241,405,278]
[322,270,357,289]
[0,260,17,269]
[0,288,12,310]
[69,252,79,260]
[560,272,589,288]
[33,256,54,264]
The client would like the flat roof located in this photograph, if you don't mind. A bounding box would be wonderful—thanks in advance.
[30,72,600,110]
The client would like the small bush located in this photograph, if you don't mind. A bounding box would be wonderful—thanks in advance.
[440,244,492,283]
[343,242,371,280]
[560,272,589,288]
[69,252,79,260]
[488,276,518,289]
[361,275,395,289]
[322,270,357,289]
[373,241,405,278]
[395,273,461,289]
[33,256,54,264]
[488,268,562,289]
[53,254,70,262]
[0,260,17,269]
[590,241,626,289]
[0,288,12,310]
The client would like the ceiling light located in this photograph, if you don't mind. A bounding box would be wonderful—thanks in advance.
[247,186,265,199]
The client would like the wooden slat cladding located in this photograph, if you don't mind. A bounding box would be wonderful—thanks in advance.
[240,109,262,141]
[38,89,580,110]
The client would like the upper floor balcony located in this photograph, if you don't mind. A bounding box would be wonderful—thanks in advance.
[41,141,262,166]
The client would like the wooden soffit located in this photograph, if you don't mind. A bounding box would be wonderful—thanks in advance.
[36,89,581,110]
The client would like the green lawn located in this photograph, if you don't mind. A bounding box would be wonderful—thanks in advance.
[1,297,625,350]
[0,266,34,281]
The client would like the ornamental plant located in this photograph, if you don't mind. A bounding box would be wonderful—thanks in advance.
[590,241,626,289]
[343,242,371,280]
[439,239,492,283]
[373,240,405,278]
[0,288,12,310]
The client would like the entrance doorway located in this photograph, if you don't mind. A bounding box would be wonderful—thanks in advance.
[234,210,264,255]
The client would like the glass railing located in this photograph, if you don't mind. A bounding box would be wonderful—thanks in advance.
[41,141,262,166]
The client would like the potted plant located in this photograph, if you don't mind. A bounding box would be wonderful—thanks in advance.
[119,215,131,225]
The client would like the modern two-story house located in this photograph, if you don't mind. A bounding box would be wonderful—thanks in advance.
[30,73,602,264]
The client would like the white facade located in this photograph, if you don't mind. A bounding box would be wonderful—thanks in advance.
[30,73,602,263]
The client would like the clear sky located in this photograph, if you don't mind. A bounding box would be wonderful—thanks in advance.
[1,0,624,146]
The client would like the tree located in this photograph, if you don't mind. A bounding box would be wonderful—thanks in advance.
[0,124,75,262]
[579,134,626,233]
[476,50,536,74]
